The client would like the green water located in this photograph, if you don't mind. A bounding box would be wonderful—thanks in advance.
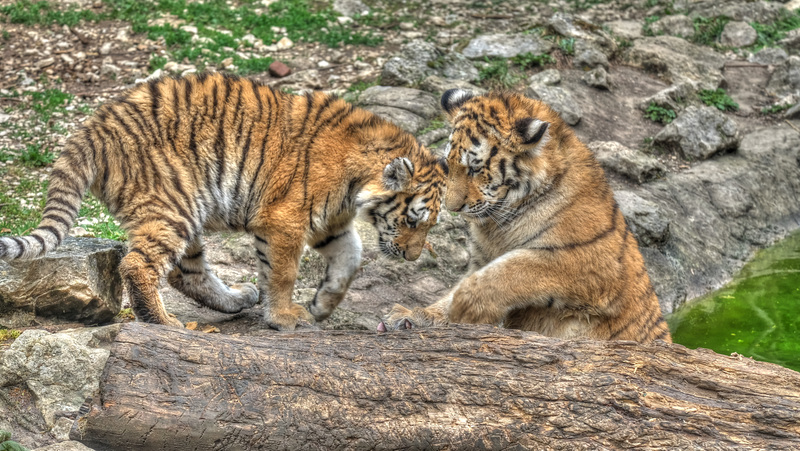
[667,229,800,373]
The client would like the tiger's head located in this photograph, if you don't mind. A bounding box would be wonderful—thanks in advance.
[439,89,560,220]
[359,151,447,261]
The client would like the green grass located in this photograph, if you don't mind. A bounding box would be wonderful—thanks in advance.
[644,103,676,124]
[477,58,520,89]
[1,0,382,75]
[0,329,22,342]
[691,15,731,47]
[750,9,800,50]
[698,88,739,112]
[511,52,554,69]
[19,144,54,167]
[418,117,446,135]
[557,37,575,55]
[762,103,794,114]
[642,15,660,37]
[149,55,168,71]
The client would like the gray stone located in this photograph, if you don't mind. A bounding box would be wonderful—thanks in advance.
[528,69,561,86]
[525,84,582,125]
[654,106,740,160]
[418,127,452,147]
[784,102,800,119]
[615,190,671,247]
[359,86,439,119]
[0,237,124,324]
[589,141,666,183]
[32,441,96,451]
[638,81,697,112]
[0,325,119,426]
[748,47,788,66]
[604,20,643,40]
[624,36,726,90]
[548,12,588,39]
[573,39,609,70]
[360,105,429,134]
[649,15,695,39]
[766,56,800,97]
[720,21,758,47]
[418,76,486,95]
[461,33,553,59]
[581,67,610,90]
[332,0,369,17]
[381,40,479,87]
[778,29,800,51]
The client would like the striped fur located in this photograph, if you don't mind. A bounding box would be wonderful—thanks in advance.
[0,73,446,330]
[384,90,671,343]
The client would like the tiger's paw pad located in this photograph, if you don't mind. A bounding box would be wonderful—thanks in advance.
[265,303,315,331]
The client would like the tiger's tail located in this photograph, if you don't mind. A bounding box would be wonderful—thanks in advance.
[0,130,97,260]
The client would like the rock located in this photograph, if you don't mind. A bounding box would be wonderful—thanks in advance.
[0,237,124,324]
[720,21,757,47]
[680,0,783,24]
[99,62,120,77]
[623,36,726,90]
[381,40,479,87]
[748,47,788,66]
[359,86,439,134]
[32,441,95,451]
[615,190,671,247]
[268,60,291,78]
[525,84,582,125]
[654,106,740,160]
[528,69,561,86]
[784,102,800,119]
[332,0,369,17]
[649,15,695,39]
[581,66,609,90]
[573,39,609,70]
[461,33,553,59]
[134,68,162,85]
[766,56,800,97]
[276,37,293,50]
[98,42,112,55]
[604,20,643,40]
[589,141,666,183]
[548,12,588,39]
[638,81,697,112]
[418,127,452,147]
[0,325,119,426]
[418,76,486,95]
[36,57,55,69]
[0,113,11,123]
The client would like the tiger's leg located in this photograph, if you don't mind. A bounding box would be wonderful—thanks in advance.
[119,221,188,328]
[253,229,313,331]
[308,225,362,322]
[167,236,259,313]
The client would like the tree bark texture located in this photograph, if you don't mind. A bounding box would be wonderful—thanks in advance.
[71,322,800,450]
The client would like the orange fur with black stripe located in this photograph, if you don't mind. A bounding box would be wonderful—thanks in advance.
[383,90,671,343]
[0,73,446,331]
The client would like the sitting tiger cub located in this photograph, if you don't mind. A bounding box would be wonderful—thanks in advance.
[0,73,446,331]
[382,90,671,343]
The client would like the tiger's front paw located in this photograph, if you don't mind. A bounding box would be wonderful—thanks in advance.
[265,303,315,331]
[378,303,444,332]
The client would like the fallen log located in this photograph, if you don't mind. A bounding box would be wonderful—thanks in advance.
[71,322,800,450]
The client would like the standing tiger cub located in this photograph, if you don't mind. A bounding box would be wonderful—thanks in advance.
[0,73,446,331]
[382,90,671,343]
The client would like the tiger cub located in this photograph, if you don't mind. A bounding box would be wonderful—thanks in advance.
[0,73,446,331]
[382,90,671,343]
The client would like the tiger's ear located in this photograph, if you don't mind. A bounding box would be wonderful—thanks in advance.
[441,89,475,118]
[383,157,414,191]
[515,118,550,146]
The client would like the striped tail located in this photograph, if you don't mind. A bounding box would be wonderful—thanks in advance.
[0,132,96,260]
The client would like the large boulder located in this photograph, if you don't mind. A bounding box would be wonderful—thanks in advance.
[0,237,125,325]
[654,105,740,161]
[381,40,479,87]
[720,21,758,48]
[623,36,726,90]
[615,190,671,247]
[461,33,553,59]
[589,141,666,184]
[359,86,439,134]
[525,84,582,125]
[766,56,800,97]
[649,15,695,39]
[678,0,783,23]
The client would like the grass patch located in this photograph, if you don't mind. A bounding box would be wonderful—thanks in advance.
[0,329,21,342]
[18,144,55,167]
[698,88,739,112]
[419,117,446,135]
[477,58,520,89]
[691,15,731,46]
[644,103,677,124]
[149,55,168,71]
[511,52,554,69]
[762,103,794,114]
[750,9,800,50]
[557,37,575,55]
[643,15,660,37]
